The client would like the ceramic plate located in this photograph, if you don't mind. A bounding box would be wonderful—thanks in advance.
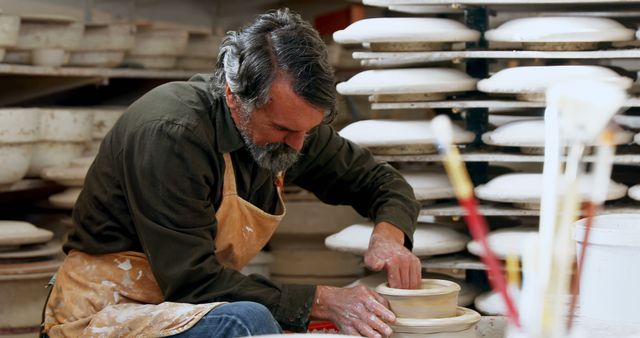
[401,171,455,200]
[477,65,632,95]
[0,240,61,259]
[337,68,477,95]
[475,173,628,205]
[333,18,479,44]
[485,17,634,43]
[339,120,475,154]
[466,227,538,258]
[482,120,634,147]
[325,223,469,257]
[628,184,640,201]
[48,188,82,209]
[614,115,640,129]
[41,166,88,187]
[0,221,54,247]
[391,307,481,334]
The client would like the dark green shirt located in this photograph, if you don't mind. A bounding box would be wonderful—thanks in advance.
[65,74,420,332]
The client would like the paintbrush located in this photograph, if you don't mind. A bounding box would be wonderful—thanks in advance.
[567,128,616,329]
[431,115,521,328]
[540,80,627,337]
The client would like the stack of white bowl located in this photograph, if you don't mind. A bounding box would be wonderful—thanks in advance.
[269,198,367,286]
[6,14,84,67]
[42,156,92,209]
[27,108,93,177]
[0,220,62,338]
[0,11,20,61]
[0,108,39,187]
[68,22,135,68]
[124,23,188,69]
[177,29,221,70]
[84,106,125,156]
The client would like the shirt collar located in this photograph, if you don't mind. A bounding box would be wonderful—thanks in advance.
[214,99,245,153]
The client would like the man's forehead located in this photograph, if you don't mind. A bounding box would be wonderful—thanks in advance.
[266,76,325,130]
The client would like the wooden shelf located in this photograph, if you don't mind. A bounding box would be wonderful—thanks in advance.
[0,179,64,204]
[364,0,640,11]
[375,146,640,164]
[0,63,199,79]
[370,97,640,110]
[0,63,200,105]
[355,49,640,67]
[422,253,488,271]
[420,202,640,217]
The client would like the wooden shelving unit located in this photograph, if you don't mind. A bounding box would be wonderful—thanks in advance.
[0,63,199,106]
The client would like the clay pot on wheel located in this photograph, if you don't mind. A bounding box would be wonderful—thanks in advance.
[376,279,460,319]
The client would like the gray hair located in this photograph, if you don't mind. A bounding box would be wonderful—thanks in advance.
[211,8,337,123]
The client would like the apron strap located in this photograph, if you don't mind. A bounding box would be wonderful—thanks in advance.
[222,153,237,196]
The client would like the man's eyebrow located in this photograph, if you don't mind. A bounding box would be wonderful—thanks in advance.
[272,122,298,132]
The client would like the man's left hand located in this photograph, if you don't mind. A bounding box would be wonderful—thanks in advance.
[363,222,421,289]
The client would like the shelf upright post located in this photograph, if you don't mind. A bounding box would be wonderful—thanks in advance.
[464,6,490,186]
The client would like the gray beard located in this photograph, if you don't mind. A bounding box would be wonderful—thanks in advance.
[236,115,300,173]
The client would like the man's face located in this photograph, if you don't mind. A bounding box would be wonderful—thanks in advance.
[226,75,325,172]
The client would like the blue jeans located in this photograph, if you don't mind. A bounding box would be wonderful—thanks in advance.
[171,301,282,337]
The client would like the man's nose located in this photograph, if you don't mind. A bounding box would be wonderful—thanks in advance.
[284,131,305,152]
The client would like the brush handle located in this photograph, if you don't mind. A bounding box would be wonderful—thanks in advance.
[459,197,521,328]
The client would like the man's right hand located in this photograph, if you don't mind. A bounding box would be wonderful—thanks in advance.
[310,285,396,338]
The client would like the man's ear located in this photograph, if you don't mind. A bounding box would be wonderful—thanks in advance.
[224,83,239,111]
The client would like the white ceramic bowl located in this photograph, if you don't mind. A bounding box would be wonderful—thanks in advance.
[485,16,635,43]
[337,68,477,95]
[16,15,83,50]
[27,142,85,177]
[333,18,480,44]
[30,48,66,66]
[3,49,30,64]
[325,223,469,257]
[129,26,188,56]
[0,143,33,185]
[38,108,94,142]
[123,55,177,69]
[68,51,125,67]
[477,66,632,99]
[183,31,220,57]
[0,14,20,47]
[76,22,136,51]
[176,56,215,70]
[377,279,461,319]
[0,108,39,143]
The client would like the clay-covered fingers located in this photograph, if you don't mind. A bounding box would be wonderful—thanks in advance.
[350,286,395,337]
[385,249,422,289]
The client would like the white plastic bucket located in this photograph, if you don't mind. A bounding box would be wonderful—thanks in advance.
[574,214,640,324]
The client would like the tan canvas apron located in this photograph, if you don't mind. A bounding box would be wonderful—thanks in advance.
[44,153,286,338]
